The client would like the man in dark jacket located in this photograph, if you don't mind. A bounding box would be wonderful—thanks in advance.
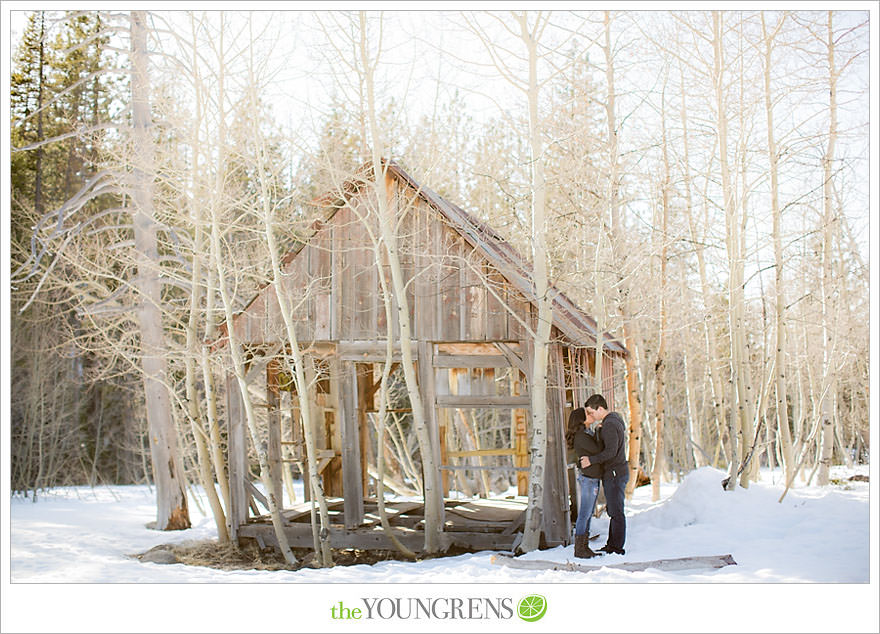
[579,394,629,555]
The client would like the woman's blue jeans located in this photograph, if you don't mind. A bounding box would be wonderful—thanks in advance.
[575,473,601,536]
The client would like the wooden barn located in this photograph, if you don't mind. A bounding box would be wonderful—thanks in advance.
[215,159,627,554]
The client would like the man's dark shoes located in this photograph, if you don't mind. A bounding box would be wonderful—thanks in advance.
[598,544,625,555]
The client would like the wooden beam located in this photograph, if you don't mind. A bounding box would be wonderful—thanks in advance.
[447,448,516,458]
[440,464,529,471]
[266,365,284,510]
[337,341,419,362]
[437,342,510,355]
[490,553,738,574]
[436,394,531,408]
[542,342,569,546]
[245,479,270,513]
[339,361,364,528]
[432,354,510,369]
[495,342,528,377]
[225,373,248,542]
[418,340,444,525]
[238,523,522,553]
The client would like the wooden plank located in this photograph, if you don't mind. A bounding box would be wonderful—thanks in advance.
[447,448,516,458]
[441,464,529,472]
[314,293,331,340]
[437,342,507,355]
[417,340,444,526]
[432,354,510,369]
[495,342,528,377]
[337,341,419,362]
[436,394,531,408]
[446,499,528,522]
[340,361,364,528]
[357,363,372,498]
[239,523,521,553]
[226,372,248,541]
[501,510,527,536]
[485,268,507,340]
[266,365,284,509]
[542,341,569,546]
[330,222,339,339]
[245,480,270,512]
[490,553,738,574]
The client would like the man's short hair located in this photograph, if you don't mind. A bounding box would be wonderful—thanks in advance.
[584,394,608,411]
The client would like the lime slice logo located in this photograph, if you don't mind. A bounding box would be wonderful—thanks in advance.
[517,594,547,622]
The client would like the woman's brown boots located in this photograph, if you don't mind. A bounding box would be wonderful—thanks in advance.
[574,534,600,559]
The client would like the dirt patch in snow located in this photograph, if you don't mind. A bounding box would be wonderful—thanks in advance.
[133,539,468,571]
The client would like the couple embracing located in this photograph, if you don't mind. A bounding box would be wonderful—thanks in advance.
[565,394,629,559]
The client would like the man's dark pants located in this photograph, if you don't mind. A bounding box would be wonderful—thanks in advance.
[603,465,630,551]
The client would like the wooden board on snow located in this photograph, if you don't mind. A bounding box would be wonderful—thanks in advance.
[490,553,737,574]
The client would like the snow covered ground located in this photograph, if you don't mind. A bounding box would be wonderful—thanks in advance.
[4,464,878,633]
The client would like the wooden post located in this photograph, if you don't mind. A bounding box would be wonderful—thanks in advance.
[340,361,364,528]
[266,362,284,510]
[357,363,373,498]
[419,341,445,520]
[542,342,570,546]
[515,339,534,496]
[225,372,247,542]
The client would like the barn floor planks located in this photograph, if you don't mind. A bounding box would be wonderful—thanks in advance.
[241,496,533,554]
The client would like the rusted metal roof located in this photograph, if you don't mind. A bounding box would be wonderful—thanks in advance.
[215,159,627,356]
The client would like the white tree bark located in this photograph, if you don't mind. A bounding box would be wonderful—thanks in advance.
[358,12,444,552]
[761,12,795,487]
[651,75,670,501]
[516,11,553,554]
[130,10,189,530]
[817,11,839,486]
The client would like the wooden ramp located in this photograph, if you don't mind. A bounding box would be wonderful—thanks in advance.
[242,496,531,554]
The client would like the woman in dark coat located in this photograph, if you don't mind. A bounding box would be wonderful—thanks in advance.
[565,407,604,558]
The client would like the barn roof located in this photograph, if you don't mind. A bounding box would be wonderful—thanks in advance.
[219,159,627,355]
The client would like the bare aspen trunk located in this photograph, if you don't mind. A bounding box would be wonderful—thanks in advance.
[359,12,444,552]
[761,13,795,487]
[204,17,294,563]
[130,11,189,530]
[735,22,757,487]
[182,33,227,541]
[517,12,553,554]
[184,241,228,543]
[623,325,644,500]
[602,11,643,500]
[264,186,334,566]
[209,206,297,565]
[375,267,417,558]
[677,63,707,471]
[651,79,671,501]
[200,344,230,511]
[817,11,838,485]
[713,12,742,491]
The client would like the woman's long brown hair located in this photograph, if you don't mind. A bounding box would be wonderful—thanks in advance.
[565,407,587,450]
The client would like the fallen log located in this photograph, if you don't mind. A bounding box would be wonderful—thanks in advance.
[490,553,736,574]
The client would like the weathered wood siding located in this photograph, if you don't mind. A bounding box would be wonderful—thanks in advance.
[229,175,537,347]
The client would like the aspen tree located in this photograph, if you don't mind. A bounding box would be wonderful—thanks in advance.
[651,73,671,501]
[355,11,445,552]
[760,12,795,487]
[816,11,839,486]
[596,12,645,501]
[130,11,190,528]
